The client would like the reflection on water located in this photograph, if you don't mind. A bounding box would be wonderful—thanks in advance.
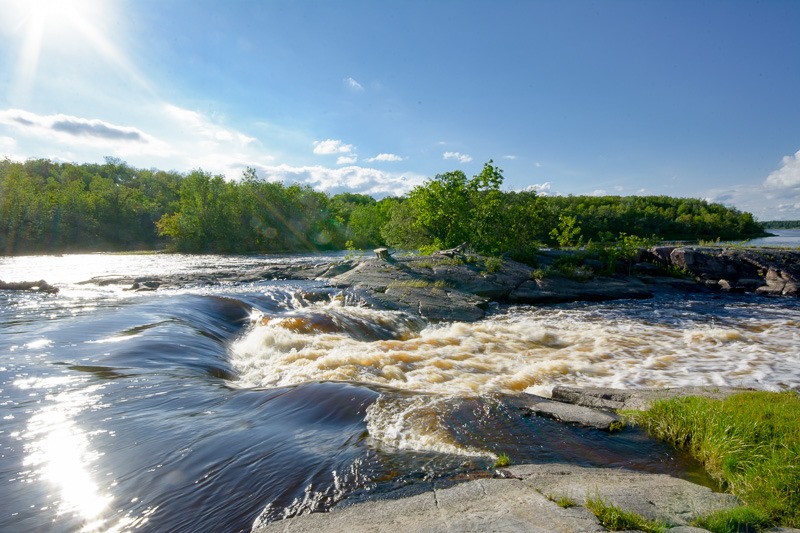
[16,376,113,530]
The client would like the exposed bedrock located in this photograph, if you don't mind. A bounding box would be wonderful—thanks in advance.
[645,246,800,296]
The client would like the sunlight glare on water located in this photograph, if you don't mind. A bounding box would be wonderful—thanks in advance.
[15,376,112,530]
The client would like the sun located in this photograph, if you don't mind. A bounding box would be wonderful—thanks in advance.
[4,0,146,102]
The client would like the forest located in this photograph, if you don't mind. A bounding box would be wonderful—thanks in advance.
[0,158,766,258]
[761,220,800,229]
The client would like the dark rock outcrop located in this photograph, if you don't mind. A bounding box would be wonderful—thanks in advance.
[0,279,59,294]
[72,245,800,321]
[646,246,800,296]
[319,256,655,322]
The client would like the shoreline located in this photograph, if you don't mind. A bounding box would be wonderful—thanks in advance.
[253,386,798,533]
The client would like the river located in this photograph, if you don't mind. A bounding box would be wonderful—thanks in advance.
[1,250,799,532]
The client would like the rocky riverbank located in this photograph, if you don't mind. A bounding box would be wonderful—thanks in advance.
[41,245,795,322]
[253,386,798,533]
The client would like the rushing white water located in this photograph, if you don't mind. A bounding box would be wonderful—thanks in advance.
[230,296,800,457]
[231,300,800,395]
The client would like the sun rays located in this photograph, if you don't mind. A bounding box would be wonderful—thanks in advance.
[5,0,151,103]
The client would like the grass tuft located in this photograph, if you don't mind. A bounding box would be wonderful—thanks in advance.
[494,452,510,468]
[585,496,667,532]
[546,493,577,508]
[608,420,625,432]
[691,506,772,533]
[623,391,800,529]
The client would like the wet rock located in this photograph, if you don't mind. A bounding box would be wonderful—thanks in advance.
[253,464,739,533]
[0,279,59,294]
[649,246,800,297]
[510,275,652,304]
[516,394,621,430]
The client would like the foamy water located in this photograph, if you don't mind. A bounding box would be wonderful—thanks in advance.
[230,296,800,457]
[231,299,800,395]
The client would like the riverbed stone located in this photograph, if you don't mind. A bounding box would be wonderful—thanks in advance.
[551,385,753,411]
[252,464,739,533]
[510,275,652,304]
[516,394,620,430]
[0,279,59,293]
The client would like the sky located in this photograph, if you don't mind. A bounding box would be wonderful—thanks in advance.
[1,0,799,220]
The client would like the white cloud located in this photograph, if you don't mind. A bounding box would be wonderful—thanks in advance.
[0,135,18,156]
[443,151,472,163]
[591,189,607,196]
[764,149,800,189]
[523,182,551,195]
[502,155,517,160]
[337,155,357,165]
[163,104,256,146]
[313,139,354,155]
[366,153,404,163]
[344,77,363,91]
[251,163,425,197]
[0,105,276,178]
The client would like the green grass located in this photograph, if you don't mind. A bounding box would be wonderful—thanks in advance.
[531,268,550,280]
[608,420,625,432]
[585,496,667,532]
[494,452,510,468]
[483,256,503,273]
[388,279,451,290]
[691,506,772,533]
[623,391,800,529]
[546,493,577,508]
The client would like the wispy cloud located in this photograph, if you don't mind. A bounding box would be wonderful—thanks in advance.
[0,108,150,144]
[313,139,355,155]
[163,105,256,145]
[502,154,517,160]
[337,155,357,165]
[443,151,472,163]
[705,148,800,220]
[366,153,404,162]
[0,135,18,157]
[0,105,275,176]
[250,163,425,197]
[52,118,144,141]
[344,77,363,91]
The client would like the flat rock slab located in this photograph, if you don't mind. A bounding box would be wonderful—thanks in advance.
[551,385,755,411]
[516,394,620,430]
[253,464,739,533]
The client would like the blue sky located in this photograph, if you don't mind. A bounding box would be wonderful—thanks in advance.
[1,0,799,219]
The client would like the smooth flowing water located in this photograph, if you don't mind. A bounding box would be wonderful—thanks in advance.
[1,252,799,532]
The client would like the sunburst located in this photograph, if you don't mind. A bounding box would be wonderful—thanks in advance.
[5,0,150,103]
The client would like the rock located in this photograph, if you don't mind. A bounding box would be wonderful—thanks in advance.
[510,275,652,304]
[650,246,799,297]
[252,464,739,533]
[633,261,661,275]
[551,385,753,411]
[0,279,59,294]
[373,248,392,260]
[515,394,621,430]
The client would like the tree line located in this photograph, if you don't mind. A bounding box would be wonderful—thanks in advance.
[761,220,800,229]
[0,158,765,257]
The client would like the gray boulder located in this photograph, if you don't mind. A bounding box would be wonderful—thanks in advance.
[252,464,739,533]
